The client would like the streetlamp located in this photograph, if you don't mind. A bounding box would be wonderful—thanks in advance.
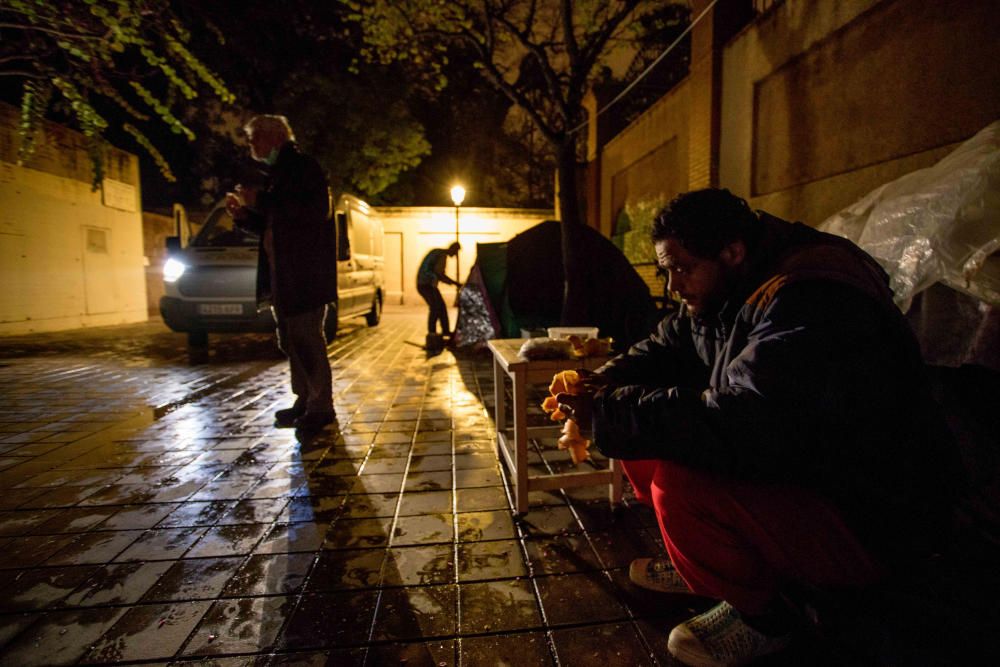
[450,184,465,284]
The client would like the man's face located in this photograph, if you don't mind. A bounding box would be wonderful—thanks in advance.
[654,238,744,317]
[247,130,278,162]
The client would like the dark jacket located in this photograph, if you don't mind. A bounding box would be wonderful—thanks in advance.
[237,142,337,317]
[417,248,456,287]
[593,214,962,562]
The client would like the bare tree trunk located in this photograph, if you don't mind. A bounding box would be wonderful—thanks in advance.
[556,138,588,325]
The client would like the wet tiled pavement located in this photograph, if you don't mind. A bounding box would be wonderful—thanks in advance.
[0,309,835,666]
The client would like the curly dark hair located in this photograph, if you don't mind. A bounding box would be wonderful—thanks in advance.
[651,188,762,258]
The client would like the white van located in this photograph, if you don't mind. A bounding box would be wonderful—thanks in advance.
[160,193,384,346]
[333,194,385,329]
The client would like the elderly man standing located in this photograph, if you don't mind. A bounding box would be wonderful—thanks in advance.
[226,115,337,432]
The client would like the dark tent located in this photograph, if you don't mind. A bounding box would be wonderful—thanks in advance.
[456,220,659,351]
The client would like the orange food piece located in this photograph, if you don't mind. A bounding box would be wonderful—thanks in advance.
[565,336,611,358]
[548,370,583,396]
[538,369,592,464]
[558,419,591,465]
[541,370,584,421]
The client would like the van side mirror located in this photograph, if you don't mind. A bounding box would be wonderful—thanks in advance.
[165,236,182,255]
[172,203,191,246]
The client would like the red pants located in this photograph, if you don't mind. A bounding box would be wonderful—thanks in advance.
[622,459,884,615]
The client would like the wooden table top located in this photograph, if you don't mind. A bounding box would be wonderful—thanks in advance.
[487,338,610,374]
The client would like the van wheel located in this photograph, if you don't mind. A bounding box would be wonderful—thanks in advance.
[365,293,382,326]
[324,302,338,341]
[187,330,208,347]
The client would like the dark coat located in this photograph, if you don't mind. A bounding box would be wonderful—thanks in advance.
[592,214,962,563]
[237,143,337,317]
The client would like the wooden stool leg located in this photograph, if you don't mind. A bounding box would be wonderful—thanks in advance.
[512,368,529,514]
[492,356,506,456]
[610,457,623,506]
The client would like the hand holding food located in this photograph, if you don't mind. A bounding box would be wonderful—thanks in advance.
[540,370,591,465]
[225,191,243,216]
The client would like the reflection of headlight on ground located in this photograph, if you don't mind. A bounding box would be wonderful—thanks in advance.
[163,257,187,283]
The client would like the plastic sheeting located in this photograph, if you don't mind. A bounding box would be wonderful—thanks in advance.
[820,119,1000,309]
[820,119,1000,370]
[453,261,499,350]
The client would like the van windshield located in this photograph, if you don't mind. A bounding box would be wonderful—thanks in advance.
[191,207,259,248]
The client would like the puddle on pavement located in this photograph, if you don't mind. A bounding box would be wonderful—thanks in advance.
[457,539,527,581]
[185,524,269,558]
[143,557,243,601]
[373,584,457,641]
[223,552,314,597]
[459,579,541,634]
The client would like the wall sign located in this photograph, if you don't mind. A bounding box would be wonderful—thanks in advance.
[102,178,137,212]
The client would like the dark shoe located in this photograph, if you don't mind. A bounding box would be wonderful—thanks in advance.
[293,411,335,432]
[425,332,445,352]
[274,403,306,428]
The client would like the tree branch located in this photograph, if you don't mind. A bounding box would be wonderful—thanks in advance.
[577,1,642,78]
[476,55,560,144]
[0,22,102,41]
[0,70,45,78]
[448,23,560,143]
[561,0,580,69]
[492,12,569,121]
[0,54,36,65]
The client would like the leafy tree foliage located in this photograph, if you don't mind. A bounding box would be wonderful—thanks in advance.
[345,0,682,220]
[379,53,555,208]
[344,0,687,321]
[145,0,432,210]
[277,71,430,198]
[1,0,233,187]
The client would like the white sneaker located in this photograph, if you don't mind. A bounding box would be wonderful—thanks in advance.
[667,602,791,667]
[628,557,693,594]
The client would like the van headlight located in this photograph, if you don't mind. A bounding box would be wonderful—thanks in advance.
[163,257,187,283]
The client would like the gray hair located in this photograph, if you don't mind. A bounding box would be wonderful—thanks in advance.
[244,115,295,142]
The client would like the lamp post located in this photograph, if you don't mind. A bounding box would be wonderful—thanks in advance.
[450,184,465,285]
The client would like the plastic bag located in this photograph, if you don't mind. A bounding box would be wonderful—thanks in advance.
[820,119,1000,309]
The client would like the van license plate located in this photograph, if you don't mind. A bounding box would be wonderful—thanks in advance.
[197,303,243,315]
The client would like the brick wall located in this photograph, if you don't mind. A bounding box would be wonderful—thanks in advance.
[634,262,666,302]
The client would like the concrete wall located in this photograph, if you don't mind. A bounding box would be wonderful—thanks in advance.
[376,206,554,306]
[0,103,148,334]
[142,211,175,316]
[593,0,1000,233]
[721,0,1000,225]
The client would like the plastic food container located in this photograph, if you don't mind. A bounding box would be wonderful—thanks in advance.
[547,326,599,340]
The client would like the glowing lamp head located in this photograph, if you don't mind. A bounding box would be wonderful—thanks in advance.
[450,185,466,207]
